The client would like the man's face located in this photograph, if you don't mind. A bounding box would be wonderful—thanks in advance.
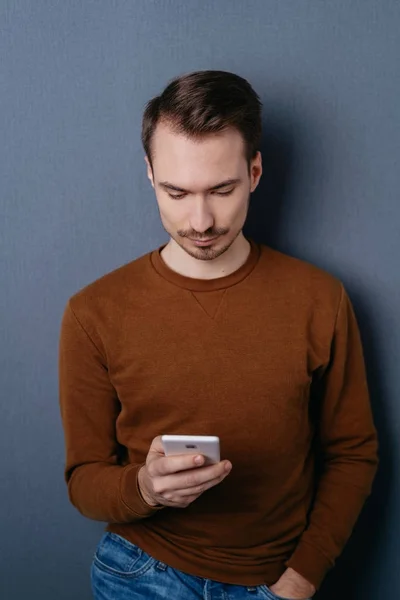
[146,121,262,261]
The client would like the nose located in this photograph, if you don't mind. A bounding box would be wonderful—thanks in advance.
[189,197,214,234]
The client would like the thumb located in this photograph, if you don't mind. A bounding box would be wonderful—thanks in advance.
[148,435,165,457]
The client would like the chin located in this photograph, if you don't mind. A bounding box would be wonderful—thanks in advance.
[182,235,236,261]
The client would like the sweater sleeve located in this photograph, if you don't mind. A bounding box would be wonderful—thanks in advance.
[286,285,378,589]
[59,300,163,523]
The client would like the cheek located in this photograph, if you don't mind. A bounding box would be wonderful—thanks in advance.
[158,198,187,227]
[222,193,249,222]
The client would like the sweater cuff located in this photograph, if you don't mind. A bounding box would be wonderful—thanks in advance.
[120,464,164,519]
[285,540,335,590]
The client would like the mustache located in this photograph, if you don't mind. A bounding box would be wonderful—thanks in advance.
[178,228,229,239]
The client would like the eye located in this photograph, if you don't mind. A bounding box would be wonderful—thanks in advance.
[168,192,186,200]
[167,189,234,199]
[214,189,234,196]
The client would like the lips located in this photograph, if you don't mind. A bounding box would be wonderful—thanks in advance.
[191,237,218,246]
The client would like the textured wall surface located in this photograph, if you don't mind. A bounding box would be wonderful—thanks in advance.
[1,2,399,598]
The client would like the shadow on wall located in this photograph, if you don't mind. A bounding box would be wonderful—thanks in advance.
[244,115,296,249]
[244,117,392,600]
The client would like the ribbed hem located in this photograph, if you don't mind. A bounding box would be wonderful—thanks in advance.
[120,464,164,518]
[285,540,334,590]
[106,520,287,587]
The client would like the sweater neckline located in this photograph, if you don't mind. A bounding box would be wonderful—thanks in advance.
[150,238,261,292]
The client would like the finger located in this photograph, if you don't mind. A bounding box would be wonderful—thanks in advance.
[158,494,199,508]
[160,474,226,506]
[174,460,231,488]
[149,436,165,455]
[154,460,232,492]
[149,453,207,477]
[177,473,228,497]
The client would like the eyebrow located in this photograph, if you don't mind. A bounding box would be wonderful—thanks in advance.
[159,178,242,193]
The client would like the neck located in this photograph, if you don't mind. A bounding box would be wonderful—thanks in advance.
[161,233,251,281]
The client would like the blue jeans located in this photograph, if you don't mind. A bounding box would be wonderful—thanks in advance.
[91,532,311,600]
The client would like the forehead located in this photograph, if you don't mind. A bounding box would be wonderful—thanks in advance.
[150,121,247,187]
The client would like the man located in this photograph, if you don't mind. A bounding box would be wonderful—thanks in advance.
[59,70,378,600]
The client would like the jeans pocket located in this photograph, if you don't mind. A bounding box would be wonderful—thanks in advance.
[93,532,156,579]
[259,585,311,600]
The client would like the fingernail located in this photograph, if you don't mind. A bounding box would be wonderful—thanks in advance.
[224,462,232,472]
[194,455,204,465]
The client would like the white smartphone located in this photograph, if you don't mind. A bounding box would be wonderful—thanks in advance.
[161,435,220,465]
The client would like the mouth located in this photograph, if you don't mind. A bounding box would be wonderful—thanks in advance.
[189,236,219,246]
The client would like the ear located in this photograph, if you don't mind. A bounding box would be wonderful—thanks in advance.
[144,156,155,188]
[250,151,262,193]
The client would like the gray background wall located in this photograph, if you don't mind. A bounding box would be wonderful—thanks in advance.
[1,1,399,598]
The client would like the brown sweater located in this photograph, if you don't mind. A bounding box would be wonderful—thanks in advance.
[59,239,378,589]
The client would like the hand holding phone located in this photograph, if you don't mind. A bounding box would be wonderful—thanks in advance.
[138,435,231,509]
[161,435,220,466]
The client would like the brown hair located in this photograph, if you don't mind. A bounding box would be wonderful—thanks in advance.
[142,70,262,169]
